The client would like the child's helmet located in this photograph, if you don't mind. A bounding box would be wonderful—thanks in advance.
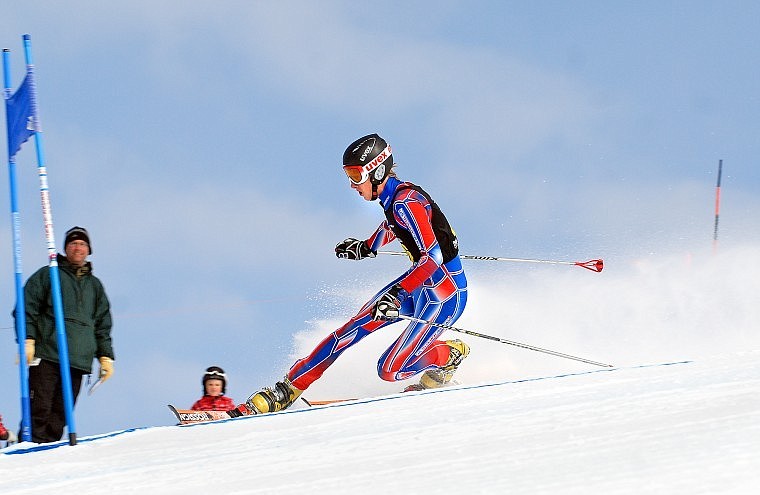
[202,366,227,394]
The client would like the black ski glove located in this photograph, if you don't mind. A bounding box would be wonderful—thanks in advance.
[372,284,403,321]
[335,238,376,260]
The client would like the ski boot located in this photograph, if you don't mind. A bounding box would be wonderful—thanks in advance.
[228,376,303,417]
[416,339,470,390]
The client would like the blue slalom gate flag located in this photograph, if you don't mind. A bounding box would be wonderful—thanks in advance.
[5,73,37,158]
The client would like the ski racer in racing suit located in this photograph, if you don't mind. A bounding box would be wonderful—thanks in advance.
[230,133,469,416]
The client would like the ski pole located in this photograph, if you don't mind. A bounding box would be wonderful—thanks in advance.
[87,377,103,396]
[377,251,604,272]
[395,314,613,368]
[712,159,723,254]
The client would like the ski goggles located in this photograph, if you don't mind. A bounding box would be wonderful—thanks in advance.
[204,370,227,379]
[343,144,392,185]
[343,165,370,185]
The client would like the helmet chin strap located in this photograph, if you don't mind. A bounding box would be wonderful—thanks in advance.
[371,176,391,201]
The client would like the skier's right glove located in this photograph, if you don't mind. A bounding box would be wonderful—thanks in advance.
[335,238,376,260]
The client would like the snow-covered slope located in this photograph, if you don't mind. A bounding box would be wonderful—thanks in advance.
[2,351,758,494]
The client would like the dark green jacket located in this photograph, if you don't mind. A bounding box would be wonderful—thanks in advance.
[21,254,114,373]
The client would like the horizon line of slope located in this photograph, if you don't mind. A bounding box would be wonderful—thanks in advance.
[1,358,693,456]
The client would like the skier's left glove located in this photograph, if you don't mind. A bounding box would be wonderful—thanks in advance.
[372,284,403,321]
[335,238,376,260]
[98,357,114,383]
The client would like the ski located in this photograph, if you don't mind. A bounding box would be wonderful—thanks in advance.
[402,384,425,392]
[300,397,358,407]
[402,379,461,393]
[168,405,231,424]
[170,386,456,423]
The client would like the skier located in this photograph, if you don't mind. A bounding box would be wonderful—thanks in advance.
[191,366,235,411]
[230,133,468,416]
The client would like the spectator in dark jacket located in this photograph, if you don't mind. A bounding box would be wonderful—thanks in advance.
[18,226,114,443]
[191,366,235,411]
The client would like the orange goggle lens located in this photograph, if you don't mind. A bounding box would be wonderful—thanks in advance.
[343,165,369,185]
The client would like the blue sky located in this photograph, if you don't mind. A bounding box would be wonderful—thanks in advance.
[1,1,759,437]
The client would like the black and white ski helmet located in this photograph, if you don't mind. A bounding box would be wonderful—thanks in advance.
[342,133,394,186]
[202,366,227,394]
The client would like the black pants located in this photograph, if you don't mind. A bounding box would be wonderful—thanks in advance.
[28,359,85,443]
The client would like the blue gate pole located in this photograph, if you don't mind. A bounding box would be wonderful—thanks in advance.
[23,34,77,446]
[2,47,33,443]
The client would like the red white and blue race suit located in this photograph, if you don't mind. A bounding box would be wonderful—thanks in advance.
[287,176,468,390]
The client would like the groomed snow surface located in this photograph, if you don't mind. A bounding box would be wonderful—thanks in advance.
[2,350,758,494]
